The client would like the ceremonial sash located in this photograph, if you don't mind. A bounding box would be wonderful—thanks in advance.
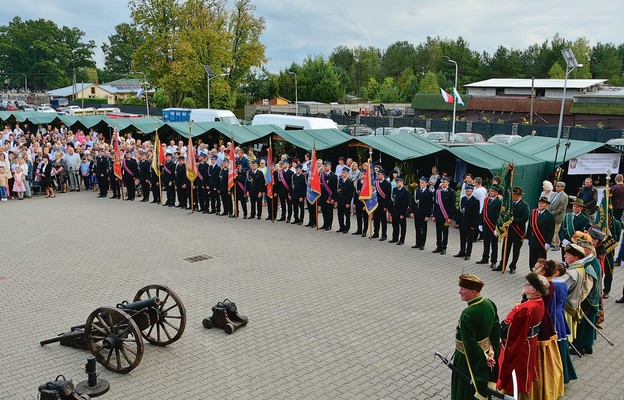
[163,164,172,175]
[530,210,547,248]
[483,197,496,232]
[123,160,134,177]
[321,173,333,200]
[279,170,289,191]
[197,163,204,181]
[236,180,246,193]
[564,213,576,239]
[511,223,525,240]
[375,181,386,199]
[436,189,449,220]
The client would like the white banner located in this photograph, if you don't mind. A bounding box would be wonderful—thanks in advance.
[567,153,621,175]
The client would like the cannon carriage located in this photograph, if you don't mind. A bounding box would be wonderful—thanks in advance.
[41,284,186,374]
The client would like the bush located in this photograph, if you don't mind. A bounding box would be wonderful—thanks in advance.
[596,122,605,129]
[181,97,196,108]
[76,98,108,104]
[152,90,170,108]
[122,96,146,106]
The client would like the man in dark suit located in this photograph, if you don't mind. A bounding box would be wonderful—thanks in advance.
[218,158,233,217]
[353,171,369,237]
[336,166,354,233]
[291,164,307,225]
[175,155,190,209]
[476,184,502,268]
[208,155,221,213]
[526,196,555,271]
[149,152,160,204]
[390,177,409,245]
[455,184,480,260]
[109,152,121,199]
[96,151,110,198]
[319,161,338,231]
[247,160,265,219]
[162,153,176,206]
[412,176,434,250]
[432,176,455,255]
[234,163,248,218]
[493,186,530,273]
[372,169,391,241]
[275,160,294,222]
[122,151,139,201]
[196,152,210,212]
[558,198,590,258]
[138,151,152,202]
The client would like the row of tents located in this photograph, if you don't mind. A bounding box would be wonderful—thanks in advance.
[1,111,620,205]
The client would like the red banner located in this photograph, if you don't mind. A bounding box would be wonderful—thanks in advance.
[359,160,372,200]
[309,147,320,195]
[227,142,236,190]
[112,131,122,180]
[266,147,273,198]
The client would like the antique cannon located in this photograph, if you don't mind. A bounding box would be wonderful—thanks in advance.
[202,299,248,334]
[38,375,90,400]
[41,285,186,374]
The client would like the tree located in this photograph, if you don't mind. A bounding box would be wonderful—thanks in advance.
[378,77,400,102]
[401,75,419,102]
[329,45,355,92]
[381,41,416,79]
[418,71,439,94]
[591,42,623,83]
[548,62,565,78]
[102,23,145,81]
[353,46,381,96]
[291,56,343,103]
[366,77,379,101]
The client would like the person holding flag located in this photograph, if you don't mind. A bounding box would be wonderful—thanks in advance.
[305,155,322,228]
[353,164,371,236]
[432,176,455,255]
[412,177,434,250]
[247,160,265,219]
[186,132,199,212]
[122,150,139,201]
[219,158,234,217]
[493,187,530,274]
[150,133,165,204]
[372,169,390,240]
[319,161,337,231]
[476,184,502,268]
[595,175,622,299]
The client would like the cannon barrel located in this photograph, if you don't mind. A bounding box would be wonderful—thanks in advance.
[117,297,160,311]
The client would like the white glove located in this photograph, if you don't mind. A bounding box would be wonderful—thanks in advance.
[494,230,498,237]
[544,243,551,250]
[478,225,483,232]
[562,239,570,247]
[524,239,529,246]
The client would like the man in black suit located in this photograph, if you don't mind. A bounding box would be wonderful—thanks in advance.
[234,163,248,218]
[275,160,294,222]
[122,151,139,201]
[319,161,337,231]
[196,152,209,212]
[526,197,555,271]
[390,177,409,245]
[476,184,502,268]
[208,155,220,213]
[291,164,307,225]
[247,160,265,219]
[412,176,434,250]
[109,152,121,199]
[432,176,455,255]
[353,170,369,237]
[493,186,530,273]
[372,169,391,241]
[218,158,233,217]
[336,166,354,233]
[162,153,176,206]
[96,151,110,198]
[454,184,480,260]
[149,152,160,204]
[138,151,152,202]
[175,155,190,209]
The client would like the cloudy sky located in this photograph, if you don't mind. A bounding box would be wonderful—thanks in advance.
[2,0,622,73]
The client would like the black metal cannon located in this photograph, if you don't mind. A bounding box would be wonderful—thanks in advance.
[202,299,248,334]
[38,375,90,399]
[41,285,186,374]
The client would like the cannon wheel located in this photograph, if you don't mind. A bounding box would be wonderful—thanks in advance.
[85,307,144,374]
[134,284,186,346]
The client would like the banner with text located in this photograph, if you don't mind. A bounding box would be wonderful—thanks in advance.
[568,153,621,175]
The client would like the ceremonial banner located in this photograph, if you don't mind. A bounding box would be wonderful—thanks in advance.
[306,146,320,204]
[151,132,162,177]
[227,142,236,190]
[496,163,514,238]
[265,147,273,198]
[568,153,620,175]
[112,131,122,180]
[186,128,198,183]
[359,160,373,200]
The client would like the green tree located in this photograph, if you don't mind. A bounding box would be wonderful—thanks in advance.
[293,56,343,103]
[591,42,623,83]
[548,62,565,78]
[366,77,380,101]
[329,45,355,92]
[151,89,170,108]
[381,41,416,79]
[401,75,419,102]
[353,46,381,97]
[102,23,145,82]
[418,71,439,94]
[378,77,400,102]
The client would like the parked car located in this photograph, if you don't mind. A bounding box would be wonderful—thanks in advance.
[373,127,395,135]
[36,105,57,113]
[5,102,18,111]
[422,131,449,141]
[14,100,29,110]
[342,124,374,136]
[63,105,82,115]
[23,106,35,112]
[487,134,522,144]
[393,126,428,136]
[0,100,8,110]
[448,132,486,144]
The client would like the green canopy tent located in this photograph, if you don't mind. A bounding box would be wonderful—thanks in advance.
[356,132,447,161]
[274,128,353,151]
[505,136,607,170]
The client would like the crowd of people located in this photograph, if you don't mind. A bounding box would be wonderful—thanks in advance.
[3,122,623,399]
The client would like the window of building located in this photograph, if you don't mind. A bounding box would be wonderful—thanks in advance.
[90,87,96,95]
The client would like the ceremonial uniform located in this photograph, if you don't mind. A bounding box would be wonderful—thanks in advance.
[412,179,434,249]
[372,174,391,240]
[390,180,409,244]
[456,190,479,259]
[275,165,294,221]
[451,275,500,400]
[96,155,110,197]
[477,186,502,267]
[196,157,210,212]
[319,166,338,230]
[218,163,233,216]
[122,155,139,201]
[235,166,248,218]
[208,158,221,213]
[558,200,590,257]
[162,157,176,206]
[150,163,161,203]
[139,157,151,202]
[247,166,265,219]
[433,178,455,254]
[354,177,368,236]
[336,170,354,233]
[497,189,530,273]
[175,160,190,209]
[291,167,307,224]
[526,198,555,270]
[109,156,121,199]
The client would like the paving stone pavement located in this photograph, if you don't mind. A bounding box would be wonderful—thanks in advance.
[1,192,623,400]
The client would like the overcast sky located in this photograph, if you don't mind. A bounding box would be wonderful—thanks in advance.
[2,0,622,73]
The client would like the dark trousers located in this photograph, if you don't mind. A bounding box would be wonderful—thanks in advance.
[435,218,449,249]
[142,180,150,201]
[355,204,368,233]
[124,178,136,199]
[176,185,188,208]
[236,189,247,216]
[276,192,291,219]
[337,203,350,231]
[198,186,208,211]
[210,188,220,212]
[151,181,160,202]
[529,245,547,271]
[249,192,262,217]
[392,215,406,242]
[110,178,120,198]
[165,183,175,205]
[614,208,623,223]
[321,200,334,228]
[267,196,275,220]
[481,230,498,263]
[99,176,109,196]
[500,236,523,270]
[414,217,428,247]
[604,255,614,294]
[293,199,305,222]
[220,190,232,215]
[373,207,387,237]
[459,228,474,255]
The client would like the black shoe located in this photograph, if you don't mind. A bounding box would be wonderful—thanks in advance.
[440,249,446,255]
[150,200,158,203]
[389,240,398,243]
[291,220,299,224]
[397,241,404,245]
[411,245,419,248]
[491,266,502,272]
[117,196,121,199]
[258,216,262,220]
[208,210,216,214]
[352,231,362,235]
[109,196,116,199]
[229,214,235,218]
[420,246,424,250]
[361,232,367,237]
[324,227,331,231]
[616,297,624,304]
[490,262,497,269]
[277,218,286,222]
[432,248,441,253]
[185,206,191,210]
[453,253,466,258]
[342,230,349,234]
[371,234,379,239]
[379,236,387,242]
[336,229,344,233]
[168,204,175,207]
[219,212,228,216]
[509,267,516,274]
[286,218,291,223]
[265,217,272,220]
[615,260,621,266]
[584,347,593,355]
[464,255,470,261]
[298,222,303,226]
[475,259,489,264]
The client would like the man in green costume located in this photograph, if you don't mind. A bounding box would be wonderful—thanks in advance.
[452,274,501,400]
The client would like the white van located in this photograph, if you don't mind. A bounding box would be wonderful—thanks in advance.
[190,108,240,125]
[251,114,339,130]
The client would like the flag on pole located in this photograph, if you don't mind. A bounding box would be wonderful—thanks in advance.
[266,145,273,198]
[440,88,454,103]
[306,146,321,204]
[227,141,236,190]
[453,87,465,106]
[596,178,622,260]
[152,132,162,176]
[136,88,144,99]
[112,130,122,180]
[363,161,378,214]
[495,163,514,238]
[186,127,198,183]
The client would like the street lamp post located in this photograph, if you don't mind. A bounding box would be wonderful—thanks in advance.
[20,73,27,93]
[554,48,583,167]
[443,56,458,141]
[203,65,226,109]
[287,71,298,116]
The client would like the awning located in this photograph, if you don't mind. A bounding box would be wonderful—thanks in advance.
[13,111,59,125]
[356,132,447,161]
[505,136,607,165]
[275,128,354,151]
